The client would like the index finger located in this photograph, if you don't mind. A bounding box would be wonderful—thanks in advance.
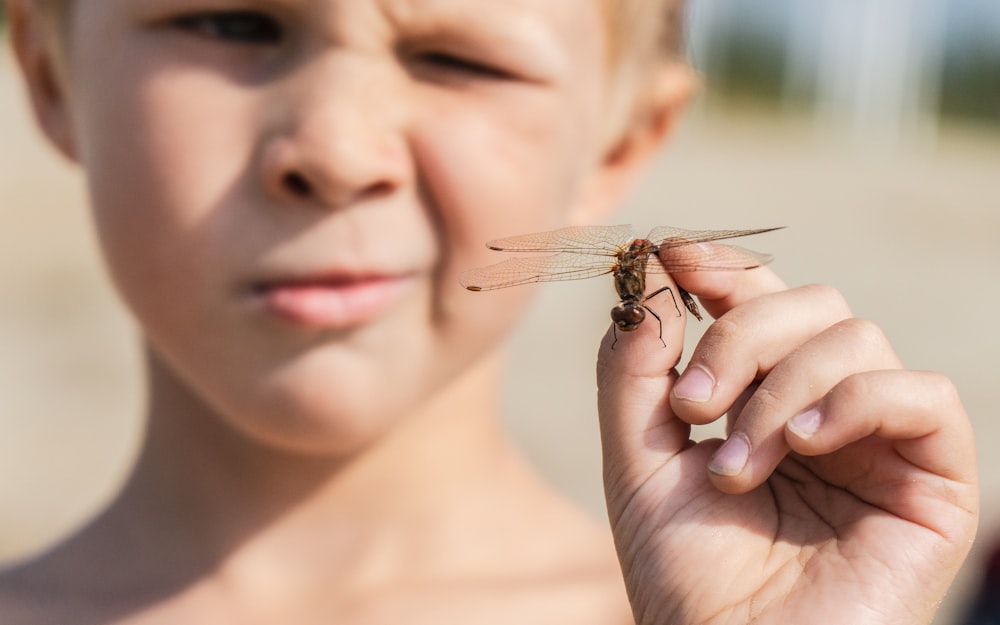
[664,243,789,319]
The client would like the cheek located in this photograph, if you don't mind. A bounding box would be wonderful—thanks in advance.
[404,102,594,372]
[77,70,254,313]
[86,73,251,221]
[413,95,592,270]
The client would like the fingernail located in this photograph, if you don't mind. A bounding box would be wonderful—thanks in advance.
[709,432,750,476]
[788,406,823,439]
[673,365,714,403]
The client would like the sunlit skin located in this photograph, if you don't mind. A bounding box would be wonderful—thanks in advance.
[1,0,667,621]
[45,0,623,455]
[1,0,979,624]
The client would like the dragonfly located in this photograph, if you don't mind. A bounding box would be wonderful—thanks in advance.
[460,224,783,346]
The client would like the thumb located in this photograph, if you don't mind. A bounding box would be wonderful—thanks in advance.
[596,270,691,512]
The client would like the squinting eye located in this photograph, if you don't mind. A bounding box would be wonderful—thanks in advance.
[417,52,512,80]
[172,11,283,45]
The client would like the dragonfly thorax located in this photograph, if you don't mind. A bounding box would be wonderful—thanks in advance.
[612,241,652,301]
[626,238,657,255]
[613,268,646,302]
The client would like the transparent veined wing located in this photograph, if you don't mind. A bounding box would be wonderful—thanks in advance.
[485,224,635,255]
[459,253,616,291]
[645,226,783,272]
[653,244,774,272]
[646,226,784,248]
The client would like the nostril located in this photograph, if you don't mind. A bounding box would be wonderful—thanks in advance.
[367,181,395,200]
[275,170,398,206]
[283,172,312,198]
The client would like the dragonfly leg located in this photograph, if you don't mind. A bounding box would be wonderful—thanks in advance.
[641,304,667,348]
[644,285,682,318]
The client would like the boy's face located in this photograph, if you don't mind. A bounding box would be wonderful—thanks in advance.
[21,0,660,452]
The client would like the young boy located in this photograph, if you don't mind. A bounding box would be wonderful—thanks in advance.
[0,1,979,623]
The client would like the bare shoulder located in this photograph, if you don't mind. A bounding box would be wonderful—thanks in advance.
[0,466,636,625]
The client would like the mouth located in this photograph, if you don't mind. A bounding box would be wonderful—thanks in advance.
[249,272,420,329]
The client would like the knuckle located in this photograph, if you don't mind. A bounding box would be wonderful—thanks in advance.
[827,372,873,405]
[920,370,963,408]
[799,283,852,317]
[743,383,786,417]
[832,317,891,355]
[701,316,744,349]
[689,316,747,373]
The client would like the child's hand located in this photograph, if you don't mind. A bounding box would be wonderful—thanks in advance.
[596,265,978,625]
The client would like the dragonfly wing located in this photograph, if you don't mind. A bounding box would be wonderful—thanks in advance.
[646,226,784,248]
[485,224,634,255]
[651,244,774,272]
[643,226,781,272]
[460,253,614,291]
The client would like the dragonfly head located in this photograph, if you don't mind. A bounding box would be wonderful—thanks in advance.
[611,302,645,331]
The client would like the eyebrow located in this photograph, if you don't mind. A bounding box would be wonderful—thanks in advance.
[390,0,569,78]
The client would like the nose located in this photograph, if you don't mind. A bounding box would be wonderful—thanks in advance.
[259,56,411,210]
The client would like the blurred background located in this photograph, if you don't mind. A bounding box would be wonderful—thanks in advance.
[1,2,997,623]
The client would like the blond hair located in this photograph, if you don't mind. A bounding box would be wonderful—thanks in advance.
[602,0,687,68]
[598,0,690,145]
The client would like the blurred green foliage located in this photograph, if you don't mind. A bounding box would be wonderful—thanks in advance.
[940,41,1000,124]
[702,28,789,106]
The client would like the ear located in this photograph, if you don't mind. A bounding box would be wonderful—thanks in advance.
[6,0,79,161]
[571,62,698,225]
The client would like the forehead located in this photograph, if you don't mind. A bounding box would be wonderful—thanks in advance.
[386,0,600,26]
[67,0,609,66]
[382,0,608,63]
[88,0,605,34]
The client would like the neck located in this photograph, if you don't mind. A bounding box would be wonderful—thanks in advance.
[98,345,527,592]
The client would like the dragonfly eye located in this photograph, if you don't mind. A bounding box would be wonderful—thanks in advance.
[611,303,645,331]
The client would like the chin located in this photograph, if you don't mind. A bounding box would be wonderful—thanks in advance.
[233,411,396,458]
[220,371,420,458]
[148,293,506,458]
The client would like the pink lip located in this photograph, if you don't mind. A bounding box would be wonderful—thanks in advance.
[252,274,417,328]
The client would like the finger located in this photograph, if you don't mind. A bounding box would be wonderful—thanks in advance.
[668,259,788,321]
[596,270,690,494]
[707,318,903,493]
[671,284,853,426]
[786,369,977,487]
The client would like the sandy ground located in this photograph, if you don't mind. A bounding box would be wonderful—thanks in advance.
[1,42,998,624]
